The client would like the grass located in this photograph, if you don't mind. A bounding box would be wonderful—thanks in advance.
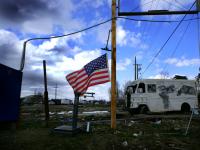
[1,105,200,150]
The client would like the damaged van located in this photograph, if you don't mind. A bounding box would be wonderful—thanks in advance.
[125,79,198,114]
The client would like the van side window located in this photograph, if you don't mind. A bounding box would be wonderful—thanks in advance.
[148,84,156,93]
[138,83,145,93]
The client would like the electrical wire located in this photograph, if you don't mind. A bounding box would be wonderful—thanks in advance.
[142,1,196,75]
[174,0,188,10]
[196,13,200,59]
[117,16,200,22]
[163,17,192,71]
[20,2,199,71]
[131,0,158,11]
[20,18,113,71]
[163,0,187,10]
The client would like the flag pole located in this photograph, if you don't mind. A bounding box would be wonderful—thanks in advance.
[111,0,117,129]
[72,92,80,130]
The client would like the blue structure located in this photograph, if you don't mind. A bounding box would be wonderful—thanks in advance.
[0,64,22,121]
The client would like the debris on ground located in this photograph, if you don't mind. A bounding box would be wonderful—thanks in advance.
[128,120,136,126]
[122,141,128,147]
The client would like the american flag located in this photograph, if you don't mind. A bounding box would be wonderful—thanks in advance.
[66,54,110,94]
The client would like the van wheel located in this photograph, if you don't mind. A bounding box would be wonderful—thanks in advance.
[139,106,149,114]
[181,103,190,113]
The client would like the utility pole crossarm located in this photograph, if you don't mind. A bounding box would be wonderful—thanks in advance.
[118,10,198,16]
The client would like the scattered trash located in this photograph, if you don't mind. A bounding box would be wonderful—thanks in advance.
[57,111,67,115]
[122,141,128,147]
[150,118,162,125]
[67,111,73,114]
[133,133,139,137]
[49,112,55,115]
[192,108,199,115]
[154,120,161,125]
[128,120,136,126]
[82,111,109,115]
[86,122,90,133]
[114,130,121,134]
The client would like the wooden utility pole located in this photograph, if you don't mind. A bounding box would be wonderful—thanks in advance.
[134,57,141,80]
[43,60,49,127]
[111,0,116,129]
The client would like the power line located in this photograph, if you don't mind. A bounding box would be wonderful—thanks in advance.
[163,0,188,10]
[20,18,113,71]
[24,19,113,42]
[117,16,200,23]
[131,0,158,11]
[197,13,200,59]
[20,8,200,71]
[142,1,196,75]
[174,0,188,10]
[163,17,192,71]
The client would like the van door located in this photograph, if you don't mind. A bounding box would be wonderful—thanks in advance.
[135,82,148,105]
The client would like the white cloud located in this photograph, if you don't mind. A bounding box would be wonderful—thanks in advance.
[117,26,127,46]
[0,29,111,100]
[165,58,200,67]
[117,58,132,71]
[148,74,170,79]
[116,25,148,49]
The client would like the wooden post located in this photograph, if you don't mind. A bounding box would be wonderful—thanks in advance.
[111,0,116,129]
[72,92,80,130]
[43,60,49,126]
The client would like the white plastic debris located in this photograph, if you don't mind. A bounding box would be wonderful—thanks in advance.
[133,133,139,137]
[67,111,73,114]
[122,141,128,147]
[86,122,90,133]
[128,120,136,126]
[154,120,161,125]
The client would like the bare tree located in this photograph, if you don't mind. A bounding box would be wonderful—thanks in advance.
[160,71,169,79]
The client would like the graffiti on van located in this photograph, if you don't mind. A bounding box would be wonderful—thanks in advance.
[177,85,196,96]
[158,85,175,109]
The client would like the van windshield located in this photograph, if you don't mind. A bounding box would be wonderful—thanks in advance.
[127,84,137,94]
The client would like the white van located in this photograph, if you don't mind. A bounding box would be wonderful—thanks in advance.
[125,79,199,114]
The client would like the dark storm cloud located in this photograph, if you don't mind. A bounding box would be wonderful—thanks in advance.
[22,68,67,87]
[0,0,59,23]
[0,43,21,69]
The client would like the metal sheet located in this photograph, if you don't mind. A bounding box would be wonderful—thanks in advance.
[0,64,22,121]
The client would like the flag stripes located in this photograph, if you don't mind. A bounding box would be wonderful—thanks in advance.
[66,54,110,94]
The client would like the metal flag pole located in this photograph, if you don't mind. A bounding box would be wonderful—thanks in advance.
[72,92,80,130]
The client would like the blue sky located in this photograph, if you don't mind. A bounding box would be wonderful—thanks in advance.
[0,0,199,100]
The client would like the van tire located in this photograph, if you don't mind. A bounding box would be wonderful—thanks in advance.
[139,105,149,114]
[181,103,190,113]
